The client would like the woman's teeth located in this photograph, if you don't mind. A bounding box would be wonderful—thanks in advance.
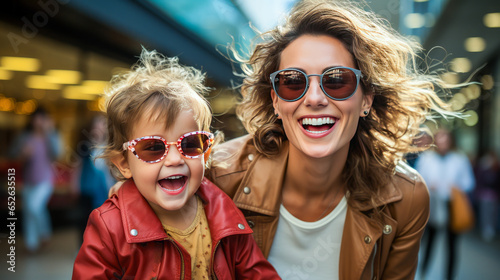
[302,117,335,133]
[301,117,335,126]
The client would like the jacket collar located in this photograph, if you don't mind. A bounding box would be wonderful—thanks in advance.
[117,178,252,244]
[231,142,289,217]
[233,140,404,215]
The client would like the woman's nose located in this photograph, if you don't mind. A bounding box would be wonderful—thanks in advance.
[303,76,328,107]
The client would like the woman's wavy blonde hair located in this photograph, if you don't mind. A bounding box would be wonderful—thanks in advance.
[234,0,456,205]
[102,48,218,180]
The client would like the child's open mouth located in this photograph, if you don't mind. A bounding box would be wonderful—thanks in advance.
[158,175,187,195]
[301,117,336,134]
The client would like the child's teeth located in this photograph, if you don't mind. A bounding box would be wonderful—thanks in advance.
[167,175,182,180]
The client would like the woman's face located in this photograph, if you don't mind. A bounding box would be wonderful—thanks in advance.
[271,34,373,159]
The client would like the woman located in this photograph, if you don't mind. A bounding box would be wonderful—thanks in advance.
[109,0,455,278]
[207,0,454,279]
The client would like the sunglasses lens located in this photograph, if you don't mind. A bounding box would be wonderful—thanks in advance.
[322,68,358,100]
[181,133,210,157]
[274,70,307,101]
[135,139,166,162]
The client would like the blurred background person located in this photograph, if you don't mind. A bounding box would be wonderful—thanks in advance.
[75,113,115,245]
[405,131,433,169]
[8,107,62,253]
[415,127,476,280]
[474,150,500,242]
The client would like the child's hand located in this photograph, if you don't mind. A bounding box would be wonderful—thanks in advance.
[108,181,124,198]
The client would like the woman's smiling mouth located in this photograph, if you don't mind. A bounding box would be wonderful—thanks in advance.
[300,117,336,134]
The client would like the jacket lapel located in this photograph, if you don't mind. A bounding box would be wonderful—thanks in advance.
[232,144,289,216]
[117,179,169,243]
[340,207,383,279]
[197,178,253,242]
[339,176,402,279]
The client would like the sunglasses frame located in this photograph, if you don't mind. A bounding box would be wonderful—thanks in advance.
[270,66,363,102]
[122,131,214,163]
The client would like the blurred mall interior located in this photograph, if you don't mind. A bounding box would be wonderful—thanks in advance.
[0,0,499,279]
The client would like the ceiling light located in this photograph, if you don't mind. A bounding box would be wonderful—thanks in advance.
[63,92,97,100]
[45,69,82,84]
[464,110,478,127]
[468,84,481,99]
[0,68,13,80]
[450,57,472,73]
[0,97,16,112]
[461,84,480,100]
[480,75,494,90]
[25,75,61,90]
[16,100,38,115]
[1,57,40,72]
[63,86,99,100]
[449,92,468,111]
[87,97,106,112]
[404,13,426,29]
[440,72,459,85]
[484,13,500,28]
[464,37,486,52]
[81,80,109,94]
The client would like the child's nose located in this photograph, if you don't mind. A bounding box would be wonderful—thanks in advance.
[163,145,185,166]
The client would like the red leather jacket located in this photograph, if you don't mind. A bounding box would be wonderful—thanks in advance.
[72,178,280,279]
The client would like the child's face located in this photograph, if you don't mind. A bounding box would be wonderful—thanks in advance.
[114,109,206,215]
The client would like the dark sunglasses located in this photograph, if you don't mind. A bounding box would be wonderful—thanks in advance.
[270,66,362,102]
[123,131,214,163]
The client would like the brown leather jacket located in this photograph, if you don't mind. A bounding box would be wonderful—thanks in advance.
[207,135,429,280]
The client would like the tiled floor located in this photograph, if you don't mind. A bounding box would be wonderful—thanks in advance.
[0,226,499,279]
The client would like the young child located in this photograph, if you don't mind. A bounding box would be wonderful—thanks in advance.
[72,49,280,279]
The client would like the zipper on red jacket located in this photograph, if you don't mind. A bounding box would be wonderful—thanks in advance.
[166,237,185,279]
[210,240,221,280]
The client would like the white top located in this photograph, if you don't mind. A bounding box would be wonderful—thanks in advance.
[268,196,347,280]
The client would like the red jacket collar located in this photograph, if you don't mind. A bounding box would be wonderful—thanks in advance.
[115,177,253,244]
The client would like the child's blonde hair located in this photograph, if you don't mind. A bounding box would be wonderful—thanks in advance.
[102,48,213,180]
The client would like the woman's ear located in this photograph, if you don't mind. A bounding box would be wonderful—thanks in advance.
[271,90,281,119]
[360,93,374,117]
[111,155,132,179]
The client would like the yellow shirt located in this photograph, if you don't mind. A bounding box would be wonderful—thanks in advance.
[163,196,212,279]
